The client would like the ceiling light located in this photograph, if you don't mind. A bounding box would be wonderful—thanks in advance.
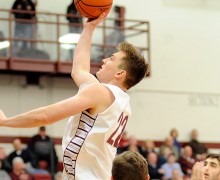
[0,41,10,49]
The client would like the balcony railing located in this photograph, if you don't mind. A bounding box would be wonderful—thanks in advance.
[0,8,150,76]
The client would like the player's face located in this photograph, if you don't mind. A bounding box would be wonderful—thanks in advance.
[96,51,126,83]
[204,158,220,180]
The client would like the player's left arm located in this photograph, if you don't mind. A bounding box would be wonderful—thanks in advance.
[0,83,108,128]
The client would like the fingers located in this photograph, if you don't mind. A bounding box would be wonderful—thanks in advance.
[86,12,106,23]
[191,161,205,180]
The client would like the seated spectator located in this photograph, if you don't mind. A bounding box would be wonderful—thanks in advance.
[188,129,208,160]
[160,136,180,160]
[8,138,34,167]
[0,147,12,173]
[161,153,183,180]
[170,128,181,153]
[147,151,164,179]
[158,146,172,168]
[9,157,32,180]
[111,151,149,180]
[28,126,58,174]
[120,135,145,156]
[143,139,156,157]
[0,161,11,180]
[178,145,196,177]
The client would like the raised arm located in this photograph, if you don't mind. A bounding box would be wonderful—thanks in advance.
[71,12,107,87]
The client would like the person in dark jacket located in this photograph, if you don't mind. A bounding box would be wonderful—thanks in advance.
[11,0,36,54]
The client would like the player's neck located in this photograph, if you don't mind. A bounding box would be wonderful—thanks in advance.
[109,81,127,92]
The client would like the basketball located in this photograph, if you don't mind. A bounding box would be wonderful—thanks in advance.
[74,0,113,19]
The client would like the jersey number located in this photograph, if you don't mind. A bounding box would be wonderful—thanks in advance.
[107,112,128,148]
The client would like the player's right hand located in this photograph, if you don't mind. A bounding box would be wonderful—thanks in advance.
[84,12,108,30]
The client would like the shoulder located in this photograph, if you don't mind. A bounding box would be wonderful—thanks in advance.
[78,83,115,112]
[80,83,113,96]
[80,83,115,103]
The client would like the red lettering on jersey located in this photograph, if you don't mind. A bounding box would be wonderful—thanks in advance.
[107,112,128,148]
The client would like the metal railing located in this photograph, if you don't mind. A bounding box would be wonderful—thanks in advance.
[0,8,150,75]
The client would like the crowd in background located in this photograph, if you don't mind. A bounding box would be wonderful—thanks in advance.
[0,127,209,180]
[117,128,208,180]
[0,126,61,180]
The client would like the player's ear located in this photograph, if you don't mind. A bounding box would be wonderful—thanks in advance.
[115,70,126,79]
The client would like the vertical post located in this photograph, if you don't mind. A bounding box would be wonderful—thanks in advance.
[102,18,107,59]
[147,22,151,76]
[9,10,13,69]
[56,14,60,72]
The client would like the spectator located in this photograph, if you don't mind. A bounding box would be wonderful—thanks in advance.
[188,129,208,160]
[178,145,196,177]
[31,0,38,49]
[66,0,82,34]
[11,0,36,55]
[7,138,34,167]
[143,139,156,158]
[0,161,11,180]
[161,153,183,180]
[106,18,125,58]
[111,151,149,180]
[0,147,12,173]
[120,135,145,156]
[160,136,180,160]
[28,126,58,174]
[9,157,32,180]
[170,128,181,153]
[147,151,164,179]
[158,146,172,168]
[66,0,83,60]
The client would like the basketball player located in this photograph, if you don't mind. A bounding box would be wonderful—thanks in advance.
[0,12,148,179]
[111,151,149,180]
[191,154,220,180]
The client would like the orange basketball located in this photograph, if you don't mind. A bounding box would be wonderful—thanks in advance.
[74,0,113,19]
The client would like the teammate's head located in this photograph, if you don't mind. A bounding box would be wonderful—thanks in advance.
[111,151,149,180]
[96,42,148,90]
[204,154,220,180]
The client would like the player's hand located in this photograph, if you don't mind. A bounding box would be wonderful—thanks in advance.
[84,12,108,30]
[191,161,205,180]
[0,109,6,121]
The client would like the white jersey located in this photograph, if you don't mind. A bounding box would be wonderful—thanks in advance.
[62,83,131,180]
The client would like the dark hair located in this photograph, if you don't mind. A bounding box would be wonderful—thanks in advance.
[117,42,148,89]
[112,151,148,180]
[39,126,46,131]
[206,154,220,164]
